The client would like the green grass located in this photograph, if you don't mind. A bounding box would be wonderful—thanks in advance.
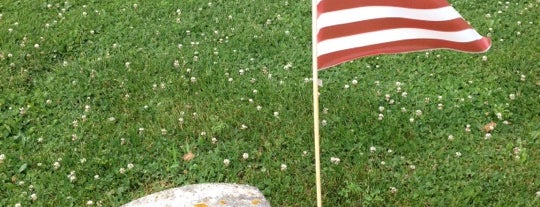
[1,0,539,206]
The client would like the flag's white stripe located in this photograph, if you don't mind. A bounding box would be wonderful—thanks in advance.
[318,6,461,32]
[318,28,484,56]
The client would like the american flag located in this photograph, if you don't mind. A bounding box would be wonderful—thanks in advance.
[316,0,491,70]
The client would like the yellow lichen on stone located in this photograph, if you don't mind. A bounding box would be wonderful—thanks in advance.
[251,199,261,205]
[193,202,207,207]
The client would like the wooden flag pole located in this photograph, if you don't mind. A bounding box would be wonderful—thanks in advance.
[312,0,323,207]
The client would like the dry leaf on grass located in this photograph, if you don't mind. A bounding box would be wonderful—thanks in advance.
[484,122,497,132]
[183,152,195,162]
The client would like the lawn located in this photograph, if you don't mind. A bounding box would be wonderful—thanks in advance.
[0,0,539,206]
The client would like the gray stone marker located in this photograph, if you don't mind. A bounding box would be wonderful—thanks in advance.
[122,183,271,207]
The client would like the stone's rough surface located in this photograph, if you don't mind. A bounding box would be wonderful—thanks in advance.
[122,183,271,207]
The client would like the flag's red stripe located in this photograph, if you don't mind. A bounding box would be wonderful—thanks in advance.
[317,0,450,15]
[318,38,491,70]
[318,18,471,42]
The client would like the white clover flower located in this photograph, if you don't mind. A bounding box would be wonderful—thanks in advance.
[161,129,167,135]
[344,84,350,89]
[401,92,408,97]
[119,168,126,174]
[409,165,416,170]
[415,110,423,116]
[280,164,287,171]
[30,193,37,201]
[190,77,197,83]
[509,93,516,100]
[513,147,521,155]
[53,161,61,170]
[125,62,130,68]
[80,158,87,164]
[68,171,76,182]
[273,111,279,117]
[94,175,100,180]
[302,151,308,157]
[0,154,5,164]
[535,191,540,198]
[211,137,218,144]
[496,113,503,120]
[138,128,144,134]
[87,200,94,205]
[19,107,26,115]
[223,159,230,166]
[378,113,384,120]
[455,152,462,157]
[351,79,358,85]
[370,146,376,153]
[283,62,293,70]
[485,133,492,140]
[321,120,327,126]
[390,187,398,194]
[378,106,385,112]
[242,153,249,160]
[409,118,415,123]
[437,103,444,110]
[448,135,454,141]
[127,163,134,170]
[15,203,21,207]
[330,157,340,164]
[240,124,248,130]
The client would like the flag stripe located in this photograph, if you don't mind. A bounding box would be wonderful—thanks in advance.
[317,6,461,33]
[318,38,491,69]
[318,18,472,41]
[317,0,451,14]
[319,28,486,56]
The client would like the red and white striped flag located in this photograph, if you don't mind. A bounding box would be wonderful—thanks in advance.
[316,0,491,70]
